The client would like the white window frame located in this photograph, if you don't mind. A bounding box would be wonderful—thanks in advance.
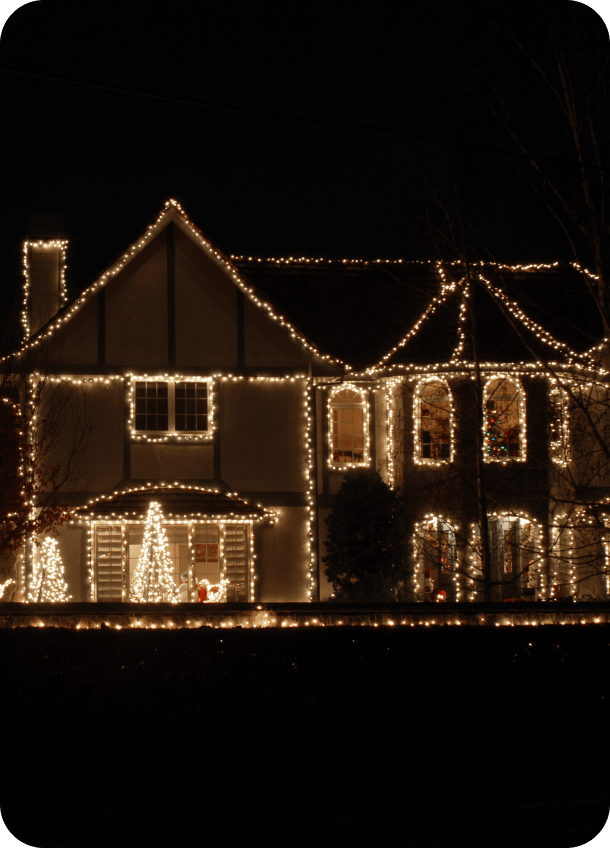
[129,376,214,442]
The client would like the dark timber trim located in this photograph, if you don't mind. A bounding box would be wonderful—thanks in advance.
[97,289,106,366]
[236,289,245,368]
[167,223,176,367]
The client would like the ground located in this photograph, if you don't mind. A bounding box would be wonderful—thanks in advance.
[1,624,609,846]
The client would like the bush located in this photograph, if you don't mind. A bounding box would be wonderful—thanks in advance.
[323,468,411,601]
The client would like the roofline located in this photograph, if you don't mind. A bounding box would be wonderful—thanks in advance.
[4,200,346,370]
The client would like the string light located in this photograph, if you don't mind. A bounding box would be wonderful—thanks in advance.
[21,239,68,340]
[27,537,72,602]
[327,383,371,468]
[129,502,178,603]
[413,377,455,465]
[11,202,610,609]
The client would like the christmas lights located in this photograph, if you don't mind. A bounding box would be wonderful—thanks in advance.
[413,377,455,465]
[130,502,178,603]
[481,375,526,463]
[0,579,15,600]
[7,200,345,368]
[412,515,461,601]
[21,239,68,340]
[327,383,371,468]
[128,376,214,442]
[27,537,72,602]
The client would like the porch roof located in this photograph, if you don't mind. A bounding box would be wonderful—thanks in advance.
[72,485,274,522]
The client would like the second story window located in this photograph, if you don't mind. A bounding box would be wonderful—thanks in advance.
[483,376,524,462]
[131,378,212,441]
[329,385,369,466]
[415,379,453,463]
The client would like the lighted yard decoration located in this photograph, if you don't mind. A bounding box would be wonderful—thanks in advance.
[198,577,230,603]
[130,501,178,603]
[28,537,72,602]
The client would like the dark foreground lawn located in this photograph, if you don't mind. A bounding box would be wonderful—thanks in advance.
[1,624,609,847]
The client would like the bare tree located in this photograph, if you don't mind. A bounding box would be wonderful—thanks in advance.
[0,358,97,601]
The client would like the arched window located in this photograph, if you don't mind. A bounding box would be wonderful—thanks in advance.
[414,517,459,601]
[471,515,539,601]
[415,379,453,463]
[329,386,368,466]
[483,376,524,461]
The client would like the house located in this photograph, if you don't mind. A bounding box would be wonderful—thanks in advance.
[4,199,609,604]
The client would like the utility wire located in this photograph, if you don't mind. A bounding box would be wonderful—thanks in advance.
[2,66,607,170]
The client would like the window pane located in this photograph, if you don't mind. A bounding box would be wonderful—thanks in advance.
[135,381,169,432]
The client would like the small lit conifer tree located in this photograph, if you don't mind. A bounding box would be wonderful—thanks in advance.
[130,502,178,603]
[28,537,72,602]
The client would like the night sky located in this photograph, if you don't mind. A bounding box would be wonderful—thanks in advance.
[1,0,608,343]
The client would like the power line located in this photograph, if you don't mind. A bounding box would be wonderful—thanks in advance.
[2,66,606,170]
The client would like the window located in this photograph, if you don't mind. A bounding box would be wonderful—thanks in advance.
[483,376,524,461]
[415,380,453,463]
[329,386,369,466]
[93,521,248,602]
[131,378,212,440]
[415,517,458,601]
[471,516,538,601]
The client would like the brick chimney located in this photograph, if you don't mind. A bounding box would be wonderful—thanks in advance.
[23,211,68,339]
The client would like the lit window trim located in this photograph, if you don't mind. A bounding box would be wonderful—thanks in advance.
[90,517,253,603]
[482,373,526,464]
[327,382,371,469]
[469,512,544,602]
[129,376,214,442]
[413,377,455,465]
[412,515,461,602]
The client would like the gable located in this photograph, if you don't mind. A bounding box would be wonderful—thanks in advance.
[14,202,344,376]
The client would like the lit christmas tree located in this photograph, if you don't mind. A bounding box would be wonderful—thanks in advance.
[28,537,72,602]
[485,400,507,458]
[130,502,178,603]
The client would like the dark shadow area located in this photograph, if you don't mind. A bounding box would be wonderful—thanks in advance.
[2,625,609,847]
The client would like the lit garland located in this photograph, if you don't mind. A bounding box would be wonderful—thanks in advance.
[327,383,371,469]
[21,240,68,341]
[130,502,178,603]
[27,537,72,602]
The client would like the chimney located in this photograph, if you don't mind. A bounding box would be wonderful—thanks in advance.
[23,211,68,339]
